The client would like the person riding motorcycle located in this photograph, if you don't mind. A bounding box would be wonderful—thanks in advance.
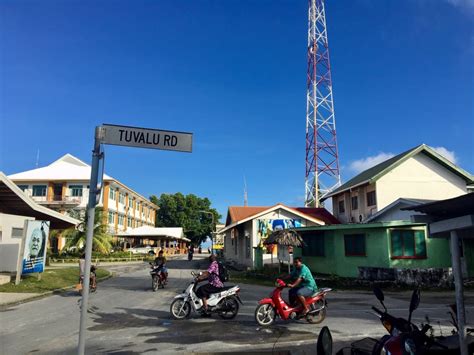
[79,253,96,290]
[196,254,223,316]
[285,256,317,316]
[153,249,168,283]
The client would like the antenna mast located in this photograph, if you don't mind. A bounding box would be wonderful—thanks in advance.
[305,0,341,207]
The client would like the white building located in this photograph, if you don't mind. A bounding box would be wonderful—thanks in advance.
[8,154,159,249]
[323,144,474,224]
[219,204,340,268]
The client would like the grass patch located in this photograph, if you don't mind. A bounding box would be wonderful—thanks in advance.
[0,268,110,293]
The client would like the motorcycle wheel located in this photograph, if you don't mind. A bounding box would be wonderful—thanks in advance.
[255,304,276,326]
[152,276,159,292]
[170,298,191,320]
[306,299,326,324]
[218,297,239,320]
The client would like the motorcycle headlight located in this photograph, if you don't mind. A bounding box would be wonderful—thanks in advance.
[382,320,392,333]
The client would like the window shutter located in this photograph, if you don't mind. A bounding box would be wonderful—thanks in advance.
[414,230,426,257]
[391,230,403,257]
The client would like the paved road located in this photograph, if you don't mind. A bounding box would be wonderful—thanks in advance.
[1,255,473,354]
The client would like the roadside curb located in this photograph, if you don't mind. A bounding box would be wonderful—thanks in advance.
[0,271,113,309]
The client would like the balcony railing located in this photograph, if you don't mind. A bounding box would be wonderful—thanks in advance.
[34,195,82,206]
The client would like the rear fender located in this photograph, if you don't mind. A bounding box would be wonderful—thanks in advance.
[259,298,275,307]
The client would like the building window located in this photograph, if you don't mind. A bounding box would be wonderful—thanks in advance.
[109,189,116,201]
[108,212,114,224]
[32,185,47,197]
[17,185,28,192]
[351,196,358,210]
[367,191,376,206]
[136,201,140,211]
[391,229,427,259]
[302,233,325,257]
[118,193,125,204]
[118,214,124,226]
[129,198,134,209]
[70,185,83,197]
[344,234,366,256]
[338,200,345,213]
[12,228,24,238]
[127,217,132,227]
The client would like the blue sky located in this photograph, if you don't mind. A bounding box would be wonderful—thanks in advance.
[1,0,473,221]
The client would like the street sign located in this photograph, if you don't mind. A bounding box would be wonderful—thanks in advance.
[100,124,193,152]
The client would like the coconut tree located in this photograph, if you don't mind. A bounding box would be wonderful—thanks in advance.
[62,208,113,254]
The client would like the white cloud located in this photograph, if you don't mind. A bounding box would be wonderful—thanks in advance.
[348,152,395,174]
[444,0,474,12]
[432,146,458,164]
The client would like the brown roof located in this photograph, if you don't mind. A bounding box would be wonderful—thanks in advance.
[225,205,340,226]
[227,206,268,225]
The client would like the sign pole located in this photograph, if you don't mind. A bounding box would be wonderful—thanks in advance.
[78,127,103,355]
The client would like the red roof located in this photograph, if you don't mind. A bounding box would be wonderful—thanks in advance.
[226,204,340,226]
[291,207,341,225]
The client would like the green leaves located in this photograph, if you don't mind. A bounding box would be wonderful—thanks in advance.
[61,208,113,254]
[150,193,220,245]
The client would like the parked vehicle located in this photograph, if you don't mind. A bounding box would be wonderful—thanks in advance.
[254,278,331,326]
[128,245,155,255]
[170,271,242,320]
[318,289,474,355]
[356,287,474,355]
[149,262,167,291]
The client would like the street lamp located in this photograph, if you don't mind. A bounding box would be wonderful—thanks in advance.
[198,210,215,254]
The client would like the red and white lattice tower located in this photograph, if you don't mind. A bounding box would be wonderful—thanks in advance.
[305,0,341,207]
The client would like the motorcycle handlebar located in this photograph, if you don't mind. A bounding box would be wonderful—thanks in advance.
[372,306,384,315]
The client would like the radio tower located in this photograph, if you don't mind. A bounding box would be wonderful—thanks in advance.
[305,0,341,207]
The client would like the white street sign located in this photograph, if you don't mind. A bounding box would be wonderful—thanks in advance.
[100,124,193,152]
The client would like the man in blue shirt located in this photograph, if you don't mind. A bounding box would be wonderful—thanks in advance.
[287,256,317,316]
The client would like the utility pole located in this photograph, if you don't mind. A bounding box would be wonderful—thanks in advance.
[305,0,341,207]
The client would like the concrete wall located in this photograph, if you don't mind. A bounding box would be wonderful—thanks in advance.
[0,213,34,272]
[376,154,467,210]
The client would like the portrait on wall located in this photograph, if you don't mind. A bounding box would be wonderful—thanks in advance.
[21,220,49,274]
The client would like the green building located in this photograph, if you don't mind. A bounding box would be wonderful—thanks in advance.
[295,221,472,279]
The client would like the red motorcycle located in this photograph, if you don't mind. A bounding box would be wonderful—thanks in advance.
[254,278,331,326]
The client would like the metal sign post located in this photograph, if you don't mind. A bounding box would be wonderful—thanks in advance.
[77,124,192,354]
[78,127,103,355]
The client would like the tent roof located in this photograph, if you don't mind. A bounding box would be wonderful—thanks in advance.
[116,226,190,242]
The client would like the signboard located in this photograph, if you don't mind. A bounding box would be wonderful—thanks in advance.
[100,124,193,152]
[21,220,49,274]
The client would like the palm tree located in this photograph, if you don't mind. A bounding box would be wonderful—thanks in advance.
[62,208,113,254]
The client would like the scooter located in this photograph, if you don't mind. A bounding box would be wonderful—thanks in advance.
[371,288,474,355]
[170,271,243,320]
[254,278,331,326]
[149,262,167,291]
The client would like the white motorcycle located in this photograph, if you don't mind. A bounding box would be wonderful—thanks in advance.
[170,271,243,320]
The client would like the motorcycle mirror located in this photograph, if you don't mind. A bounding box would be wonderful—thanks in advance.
[408,288,420,324]
[373,287,387,311]
[316,326,332,355]
[373,287,384,302]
